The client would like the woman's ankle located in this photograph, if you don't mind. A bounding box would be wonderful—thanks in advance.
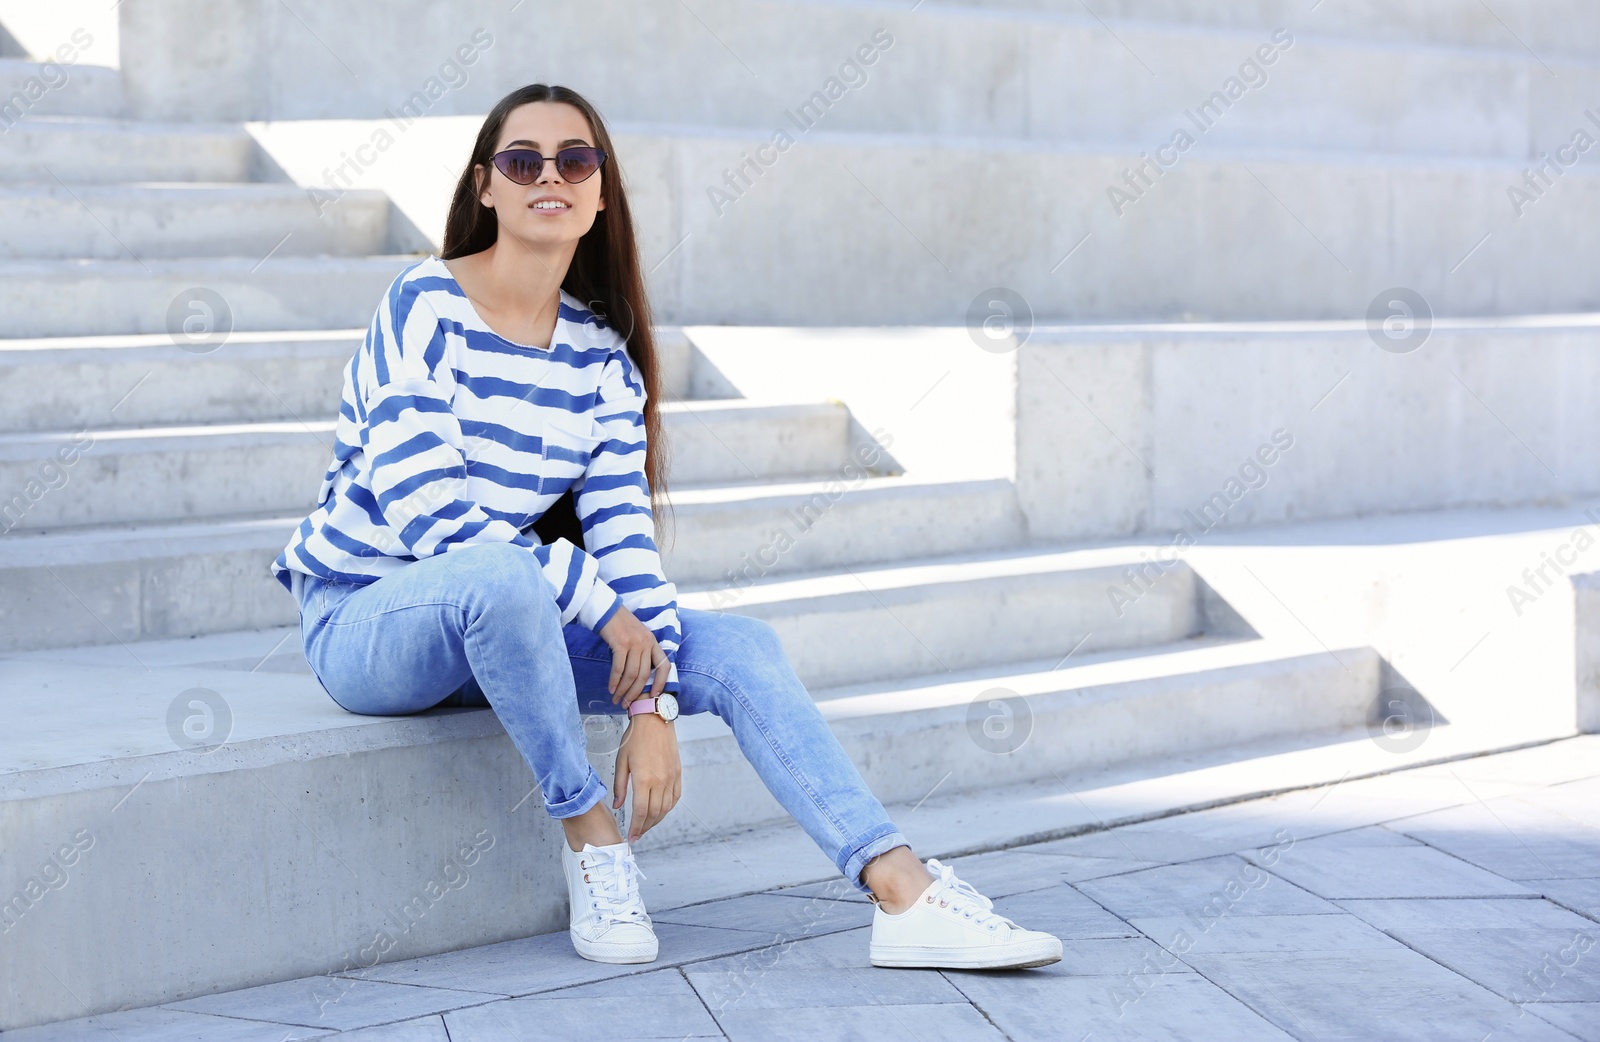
[862,845,936,914]
[562,802,625,852]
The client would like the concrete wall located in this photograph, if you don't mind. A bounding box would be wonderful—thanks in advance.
[955,0,1600,58]
[112,0,1600,155]
[1015,319,1600,542]
[1574,570,1600,732]
[0,704,625,1029]
[243,113,1600,326]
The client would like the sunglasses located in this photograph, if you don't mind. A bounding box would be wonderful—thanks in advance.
[490,146,608,185]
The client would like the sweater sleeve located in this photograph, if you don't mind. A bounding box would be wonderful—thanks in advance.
[356,273,619,630]
[571,340,683,694]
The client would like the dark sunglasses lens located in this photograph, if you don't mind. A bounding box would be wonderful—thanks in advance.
[494,150,542,184]
[555,148,605,183]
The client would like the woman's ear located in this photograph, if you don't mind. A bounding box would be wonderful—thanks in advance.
[475,164,493,208]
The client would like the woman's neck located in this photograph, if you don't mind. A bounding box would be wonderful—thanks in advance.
[446,236,576,349]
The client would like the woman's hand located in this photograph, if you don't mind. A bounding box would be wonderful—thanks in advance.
[598,604,671,708]
[612,715,680,843]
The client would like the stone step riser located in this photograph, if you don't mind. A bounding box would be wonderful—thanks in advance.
[0,59,124,121]
[705,563,1218,691]
[0,121,254,183]
[0,480,1023,652]
[659,479,1027,589]
[11,132,1600,331]
[671,644,1382,845]
[0,330,698,432]
[0,257,412,338]
[0,337,359,433]
[955,0,1600,60]
[118,1,1600,156]
[0,405,853,531]
[0,186,393,259]
[0,641,1378,1028]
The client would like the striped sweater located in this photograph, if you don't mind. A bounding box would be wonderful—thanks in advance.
[272,255,681,694]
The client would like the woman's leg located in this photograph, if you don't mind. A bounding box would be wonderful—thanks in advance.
[298,542,609,823]
[563,606,916,896]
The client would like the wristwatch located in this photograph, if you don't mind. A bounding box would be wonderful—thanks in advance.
[626,692,679,722]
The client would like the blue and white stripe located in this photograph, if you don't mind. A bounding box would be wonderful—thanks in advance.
[273,255,682,692]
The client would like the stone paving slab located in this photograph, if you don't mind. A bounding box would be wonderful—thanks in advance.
[339,922,772,997]
[1527,1003,1600,1042]
[1532,878,1600,920]
[1183,949,1579,1041]
[0,1008,333,1041]
[1390,799,1600,880]
[16,736,1600,1041]
[1246,833,1539,899]
[1076,855,1338,919]
[1127,911,1407,956]
[1338,898,1600,1003]
[945,971,1297,1041]
[443,975,722,1041]
[163,976,496,1031]
[713,1001,1005,1042]
[333,1019,447,1041]
[650,890,874,940]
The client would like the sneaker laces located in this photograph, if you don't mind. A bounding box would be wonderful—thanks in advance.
[924,858,1020,931]
[580,845,650,929]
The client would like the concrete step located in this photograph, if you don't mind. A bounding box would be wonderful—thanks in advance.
[0,328,699,432]
[0,620,1383,1027]
[178,1,1597,161]
[0,255,417,337]
[536,124,1600,324]
[0,401,854,531]
[0,58,124,121]
[681,543,1253,691]
[0,117,254,183]
[0,476,1023,651]
[946,0,1600,60]
[0,182,393,259]
[0,330,361,432]
[680,636,1381,838]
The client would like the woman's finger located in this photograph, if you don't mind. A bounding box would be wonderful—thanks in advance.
[612,750,629,810]
[608,647,626,701]
[632,782,656,842]
[649,646,671,699]
[619,646,649,706]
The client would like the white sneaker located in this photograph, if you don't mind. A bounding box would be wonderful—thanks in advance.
[869,857,1063,969]
[561,839,658,964]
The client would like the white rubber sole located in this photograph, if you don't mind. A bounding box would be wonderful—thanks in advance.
[570,929,659,964]
[870,936,1064,970]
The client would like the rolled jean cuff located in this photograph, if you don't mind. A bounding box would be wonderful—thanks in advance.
[839,823,912,894]
[543,765,609,819]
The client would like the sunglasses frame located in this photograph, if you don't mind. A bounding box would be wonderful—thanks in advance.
[489,145,609,185]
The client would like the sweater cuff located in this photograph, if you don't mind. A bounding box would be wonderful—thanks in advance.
[575,577,622,632]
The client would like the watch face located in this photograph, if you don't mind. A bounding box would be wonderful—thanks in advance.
[656,692,679,721]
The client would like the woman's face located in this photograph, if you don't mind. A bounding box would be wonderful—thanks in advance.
[476,100,606,248]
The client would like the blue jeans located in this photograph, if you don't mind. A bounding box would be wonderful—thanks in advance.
[292,541,908,892]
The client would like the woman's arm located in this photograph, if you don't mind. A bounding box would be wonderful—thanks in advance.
[355,270,621,631]
[571,338,683,695]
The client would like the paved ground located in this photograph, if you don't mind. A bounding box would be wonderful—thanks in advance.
[11,738,1600,1041]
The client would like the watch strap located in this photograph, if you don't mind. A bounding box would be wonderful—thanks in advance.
[626,697,657,717]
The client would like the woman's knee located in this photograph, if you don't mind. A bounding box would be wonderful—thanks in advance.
[682,610,802,711]
[447,543,560,623]
[688,609,787,663]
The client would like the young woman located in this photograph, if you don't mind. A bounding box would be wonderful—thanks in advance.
[272,83,1061,971]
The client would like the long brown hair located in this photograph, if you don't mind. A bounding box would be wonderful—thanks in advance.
[441,83,672,554]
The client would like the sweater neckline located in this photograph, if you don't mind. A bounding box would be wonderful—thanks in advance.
[427,254,571,353]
